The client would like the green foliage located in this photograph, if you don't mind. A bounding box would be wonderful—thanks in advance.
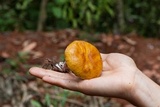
[44,93,51,106]
[0,0,159,37]
[47,0,115,31]
[31,100,42,107]
[35,87,84,107]
[123,0,160,37]
[0,0,39,31]
[2,52,30,74]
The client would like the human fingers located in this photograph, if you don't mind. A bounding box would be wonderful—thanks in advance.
[100,53,108,60]
[29,67,46,78]
[42,75,82,91]
[100,53,113,71]
[29,67,85,92]
[29,67,77,80]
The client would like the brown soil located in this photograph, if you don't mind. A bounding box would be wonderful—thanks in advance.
[0,29,160,107]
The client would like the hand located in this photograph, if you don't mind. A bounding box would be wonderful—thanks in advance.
[29,53,138,99]
[29,53,160,106]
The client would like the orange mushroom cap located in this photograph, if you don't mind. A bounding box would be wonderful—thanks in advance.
[65,40,102,79]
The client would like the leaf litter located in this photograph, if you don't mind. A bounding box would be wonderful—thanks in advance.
[0,29,160,107]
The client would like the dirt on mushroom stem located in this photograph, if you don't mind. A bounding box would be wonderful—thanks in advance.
[42,58,70,73]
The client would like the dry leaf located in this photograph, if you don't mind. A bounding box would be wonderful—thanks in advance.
[31,51,43,59]
[101,34,114,46]
[1,52,10,58]
[22,42,37,53]
[157,56,160,61]
[28,81,38,92]
[143,69,154,78]
[122,37,137,45]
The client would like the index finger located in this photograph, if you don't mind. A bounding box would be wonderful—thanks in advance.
[29,67,78,80]
[29,67,46,78]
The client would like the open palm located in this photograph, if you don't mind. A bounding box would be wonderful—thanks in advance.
[29,53,138,98]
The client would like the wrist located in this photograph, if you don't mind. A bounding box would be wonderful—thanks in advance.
[128,69,160,106]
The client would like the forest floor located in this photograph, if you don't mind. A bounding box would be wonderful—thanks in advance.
[0,29,160,107]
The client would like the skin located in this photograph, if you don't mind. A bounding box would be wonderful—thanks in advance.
[29,53,160,107]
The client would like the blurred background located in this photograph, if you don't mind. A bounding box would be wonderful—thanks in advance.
[0,0,160,36]
[0,0,160,107]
